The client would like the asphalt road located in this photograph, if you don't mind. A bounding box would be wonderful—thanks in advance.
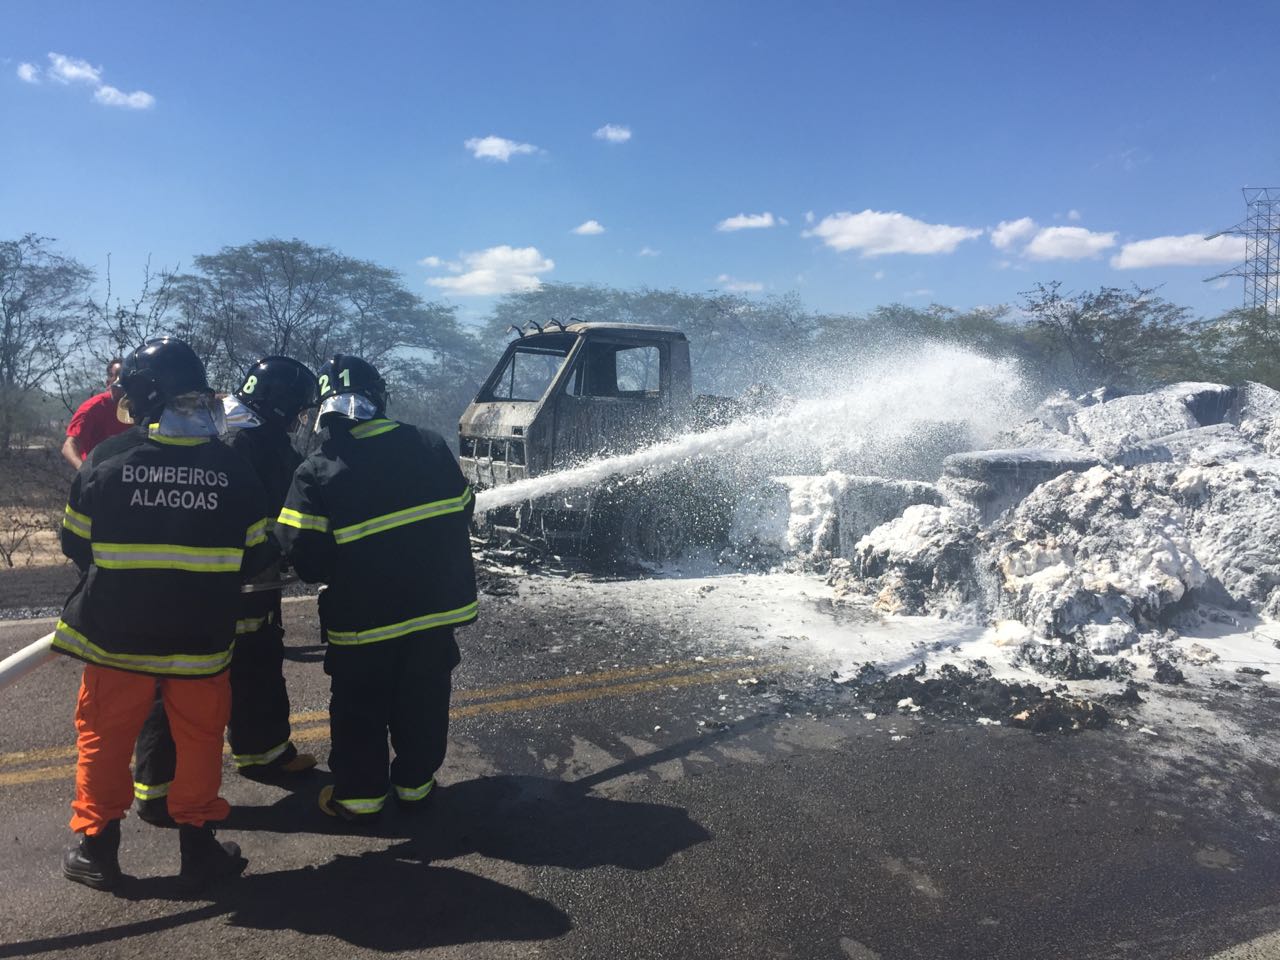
[3,583,1280,959]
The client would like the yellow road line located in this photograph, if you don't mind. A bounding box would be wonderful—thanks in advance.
[0,744,78,767]
[454,657,743,702]
[449,665,762,718]
[0,763,77,788]
[287,656,743,724]
[0,663,766,787]
[0,658,741,769]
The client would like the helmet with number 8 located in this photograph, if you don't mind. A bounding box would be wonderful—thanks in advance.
[235,356,320,429]
[316,354,387,423]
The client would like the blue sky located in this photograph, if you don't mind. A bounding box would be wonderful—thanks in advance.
[3,0,1277,324]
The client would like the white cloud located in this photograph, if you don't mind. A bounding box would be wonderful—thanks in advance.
[593,123,631,143]
[1211,278,1231,291]
[904,288,934,298]
[1025,226,1116,260]
[717,274,764,293]
[804,211,815,225]
[1110,233,1247,270]
[638,247,660,257]
[94,84,154,109]
[418,256,445,268]
[990,217,1038,250]
[28,53,155,109]
[572,219,605,236]
[47,52,101,85]
[1067,209,1082,222]
[716,212,777,232]
[804,209,981,256]
[464,135,539,162]
[872,270,885,280]
[426,245,554,296]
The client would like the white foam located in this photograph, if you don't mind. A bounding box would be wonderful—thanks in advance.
[475,344,1029,513]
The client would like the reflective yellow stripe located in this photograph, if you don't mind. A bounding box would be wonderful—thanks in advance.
[277,507,330,533]
[245,517,271,547]
[233,739,290,768]
[147,424,209,446]
[62,505,92,539]
[336,793,388,814]
[51,620,232,676]
[349,419,398,439]
[92,542,243,573]
[332,488,473,545]
[235,615,269,635]
[133,781,170,800]
[326,601,479,646]
[394,778,435,802]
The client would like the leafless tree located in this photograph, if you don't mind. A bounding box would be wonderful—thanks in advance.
[0,235,95,453]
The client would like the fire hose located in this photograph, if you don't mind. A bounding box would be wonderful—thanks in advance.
[0,578,299,692]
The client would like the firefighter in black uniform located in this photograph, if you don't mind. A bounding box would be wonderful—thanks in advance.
[133,356,321,823]
[56,337,274,891]
[275,355,477,822]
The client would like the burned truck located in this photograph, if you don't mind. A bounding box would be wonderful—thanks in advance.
[458,321,735,558]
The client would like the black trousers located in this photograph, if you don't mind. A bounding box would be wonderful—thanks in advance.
[325,628,460,811]
[134,598,293,795]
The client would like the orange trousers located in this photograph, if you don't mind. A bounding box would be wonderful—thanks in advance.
[70,664,231,835]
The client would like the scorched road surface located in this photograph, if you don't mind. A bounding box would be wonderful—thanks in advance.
[2,580,1280,960]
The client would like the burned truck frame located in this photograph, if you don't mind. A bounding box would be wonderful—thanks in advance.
[459,321,727,557]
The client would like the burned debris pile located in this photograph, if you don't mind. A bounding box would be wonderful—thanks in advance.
[735,380,1280,683]
[846,662,1112,733]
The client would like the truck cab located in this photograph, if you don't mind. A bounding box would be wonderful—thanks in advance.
[458,322,695,547]
[460,322,694,483]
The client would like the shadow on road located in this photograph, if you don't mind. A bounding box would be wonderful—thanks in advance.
[0,853,570,956]
[0,775,710,957]
[226,773,712,871]
[413,774,712,868]
[224,857,572,948]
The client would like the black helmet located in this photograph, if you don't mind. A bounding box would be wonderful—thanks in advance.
[119,337,210,421]
[235,356,319,428]
[317,354,387,418]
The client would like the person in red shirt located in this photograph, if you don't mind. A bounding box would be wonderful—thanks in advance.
[62,358,130,469]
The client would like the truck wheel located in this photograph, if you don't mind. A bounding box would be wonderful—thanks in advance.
[583,479,683,565]
[633,494,689,563]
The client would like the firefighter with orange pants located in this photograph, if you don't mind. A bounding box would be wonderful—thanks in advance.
[55,337,276,891]
[132,356,321,823]
[275,355,477,822]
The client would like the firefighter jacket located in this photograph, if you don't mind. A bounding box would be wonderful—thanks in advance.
[230,421,301,508]
[275,417,478,645]
[228,422,302,633]
[54,424,277,677]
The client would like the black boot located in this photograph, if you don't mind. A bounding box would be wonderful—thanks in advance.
[177,824,247,892]
[63,820,122,891]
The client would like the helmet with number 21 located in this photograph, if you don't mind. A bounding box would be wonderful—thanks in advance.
[316,355,387,425]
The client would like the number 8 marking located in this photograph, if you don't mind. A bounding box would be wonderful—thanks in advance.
[242,374,258,394]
